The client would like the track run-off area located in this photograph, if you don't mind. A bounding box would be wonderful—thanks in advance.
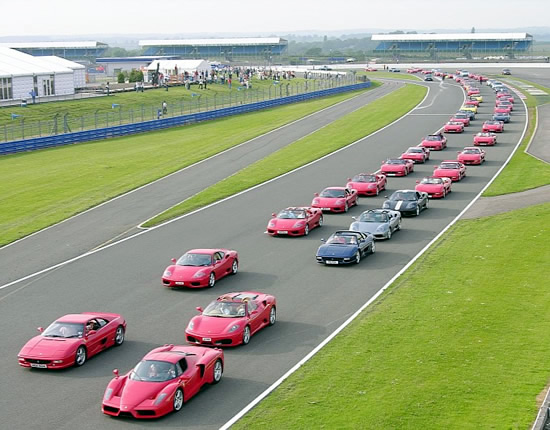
[0,71,532,429]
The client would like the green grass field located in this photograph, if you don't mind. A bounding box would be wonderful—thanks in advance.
[360,71,423,81]
[0,87,372,247]
[483,79,550,196]
[234,201,550,430]
[143,84,427,227]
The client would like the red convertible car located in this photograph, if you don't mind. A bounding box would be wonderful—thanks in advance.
[415,176,452,198]
[482,120,504,133]
[494,105,512,114]
[102,344,223,419]
[267,207,323,236]
[473,132,497,146]
[495,100,514,110]
[497,93,514,103]
[421,133,447,150]
[433,161,467,182]
[346,173,387,196]
[312,187,358,212]
[458,147,486,165]
[450,113,470,126]
[465,98,480,107]
[162,249,238,289]
[186,291,276,347]
[18,312,126,369]
[400,146,430,163]
[380,158,414,176]
[467,87,480,96]
[444,121,465,133]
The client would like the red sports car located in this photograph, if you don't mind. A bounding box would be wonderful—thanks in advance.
[465,99,480,107]
[312,187,358,212]
[450,113,470,126]
[467,88,480,96]
[267,207,323,236]
[458,147,486,165]
[495,100,514,110]
[494,105,512,114]
[482,120,504,133]
[433,161,467,182]
[186,291,276,347]
[18,313,126,369]
[162,249,238,289]
[497,94,514,103]
[102,344,223,419]
[473,132,497,146]
[421,133,447,150]
[400,146,430,163]
[380,158,414,176]
[415,176,452,198]
[444,121,465,133]
[365,67,378,72]
[346,173,387,196]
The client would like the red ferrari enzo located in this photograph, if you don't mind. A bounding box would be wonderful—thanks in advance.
[380,158,414,176]
[186,292,276,347]
[18,312,126,369]
[482,120,504,133]
[433,161,467,182]
[473,132,497,146]
[415,176,452,198]
[267,207,323,236]
[444,121,465,133]
[162,249,238,288]
[458,147,486,165]
[311,187,358,212]
[400,146,430,163]
[102,344,223,419]
[346,173,387,196]
[421,133,447,150]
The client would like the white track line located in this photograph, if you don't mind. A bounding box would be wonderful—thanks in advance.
[0,83,427,293]
[219,85,528,430]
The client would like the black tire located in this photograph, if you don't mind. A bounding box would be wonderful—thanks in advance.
[208,272,216,288]
[211,359,223,384]
[387,229,392,240]
[173,388,184,412]
[425,200,429,210]
[242,326,251,345]
[370,241,376,254]
[268,306,277,326]
[231,259,238,275]
[415,206,420,216]
[304,224,309,236]
[344,202,349,213]
[114,326,125,346]
[355,251,361,264]
[396,219,402,231]
[74,346,87,367]
[318,216,324,227]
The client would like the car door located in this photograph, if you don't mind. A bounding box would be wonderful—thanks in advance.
[84,319,107,357]
[247,301,264,334]
[212,252,227,278]
[179,357,202,401]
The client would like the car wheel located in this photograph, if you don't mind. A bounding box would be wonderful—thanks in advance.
[387,229,392,240]
[344,202,349,213]
[355,251,361,264]
[211,359,223,384]
[415,206,420,216]
[375,187,379,196]
[304,224,309,236]
[425,200,429,210]
[114,326,125,346]
[443,189,446,198]
[75,346,87,367]
[269,306,277,326]
[208,272,216,288]
[242,326,251,345]
[370,241,376,254]
[396,219,402,231]
[231,260,238,275]
[173,388,184,412]
[318,215,324,227]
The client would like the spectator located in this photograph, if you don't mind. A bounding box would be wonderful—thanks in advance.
[162,101,168,115]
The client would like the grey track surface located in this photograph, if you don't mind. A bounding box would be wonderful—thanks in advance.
[0,76,528,430]
[528,103,550,163]
[0,82,401,287]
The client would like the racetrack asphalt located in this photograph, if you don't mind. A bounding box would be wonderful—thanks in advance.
[0,77,527,430]
[0,81,401,288]
[528,103,550,163]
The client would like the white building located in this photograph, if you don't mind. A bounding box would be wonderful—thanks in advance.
[0,47,79,101]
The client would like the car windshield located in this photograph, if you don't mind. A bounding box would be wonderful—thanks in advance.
[203,300,246,318]
[448,122,462,126]
[463,149,480,154]
[386,159,405,165]
[351,175,375,183]
[406,148,422,153]
[358,212,388,223]
[42,321,85,338]
[277,209,306,219]
[440,163,459,169]
[177,253,212,267]
[130,360,177,382]
[319,189,345,198]
[420,177,442,185]
[485,121,498,125]
[453,114,467,119]
[391,192,416,201]
[327,234,357,245]
[425,135,442,141]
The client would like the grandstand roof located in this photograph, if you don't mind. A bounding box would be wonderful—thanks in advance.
[0,47,73,77]
[0,41,108,49]
[139,37,286,47]
[372,33,532,41]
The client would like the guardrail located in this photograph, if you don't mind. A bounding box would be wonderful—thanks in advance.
[0,82,370,156]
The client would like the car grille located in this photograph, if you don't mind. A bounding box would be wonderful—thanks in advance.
[136,410,156,416]
[103,406,119,414]
[25,358,52,364]
[118,412,134,418]
[162,279,170,285]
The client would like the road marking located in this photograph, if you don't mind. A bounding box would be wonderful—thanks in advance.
[219,88,529,430]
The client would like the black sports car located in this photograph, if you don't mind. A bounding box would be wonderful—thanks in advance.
[382,190,429,216]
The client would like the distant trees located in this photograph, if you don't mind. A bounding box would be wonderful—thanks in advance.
[117,70,144,83]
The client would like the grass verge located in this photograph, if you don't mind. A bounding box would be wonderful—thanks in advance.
[234,202,550,429]
[143,84,427,227]
[0,87,374,247]
[483,79,550,197]
[360,71,423,81]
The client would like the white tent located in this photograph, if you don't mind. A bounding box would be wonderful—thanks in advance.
[146,59,211,79]
[38,56,86,89]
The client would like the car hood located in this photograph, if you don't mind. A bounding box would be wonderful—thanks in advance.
[349,222,387,234]
[313,197,342,205]
[317,244,357,257]
[119,379,168,408]
[434,168,459,174]
[416,184,443,192]
[19,335,79,357]
[348,182,375,190]
[190,315,245,334]
[164,265,209,280]
[384,200,416,210]
[459,154,480,159]
[269,218,305,229]
[382,164,404,170]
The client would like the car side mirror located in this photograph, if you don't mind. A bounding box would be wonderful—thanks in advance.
[196,306,203,313]
[87,330,97,336]
[37,327,44,333]
[415,180,419,184]
[384,195,388,199]
[171,258,177,263]
[271,213,276,217]
[314,192,319,197]
[352,216,357,220]
[320,238,326,243]
[113,369,119,378]
[347,178,351,182]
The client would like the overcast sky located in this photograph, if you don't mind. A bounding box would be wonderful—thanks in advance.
[4,0,549,37]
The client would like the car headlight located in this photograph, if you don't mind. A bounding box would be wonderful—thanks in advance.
[104,388,114,401]
[193,271,207,278]
[228,324,240,333]
[312,198,320,205]
[163,270,172,277]
[154,393,167,406]
[268,221,276,228]
[187,321,194,330]
[292,221,305,228]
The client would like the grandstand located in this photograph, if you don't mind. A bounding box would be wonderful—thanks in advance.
[0,41,108,61]
[139,37,288,62]
[371,33,533,58]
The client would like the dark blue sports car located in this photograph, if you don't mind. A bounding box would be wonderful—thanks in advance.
[493,112,511,123]
[316,230,375,265]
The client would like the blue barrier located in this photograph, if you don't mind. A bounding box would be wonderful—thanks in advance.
[0,82,370,156]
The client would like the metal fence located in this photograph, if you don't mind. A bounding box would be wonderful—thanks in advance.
[1,75,360,143]
[0,80,370,155]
